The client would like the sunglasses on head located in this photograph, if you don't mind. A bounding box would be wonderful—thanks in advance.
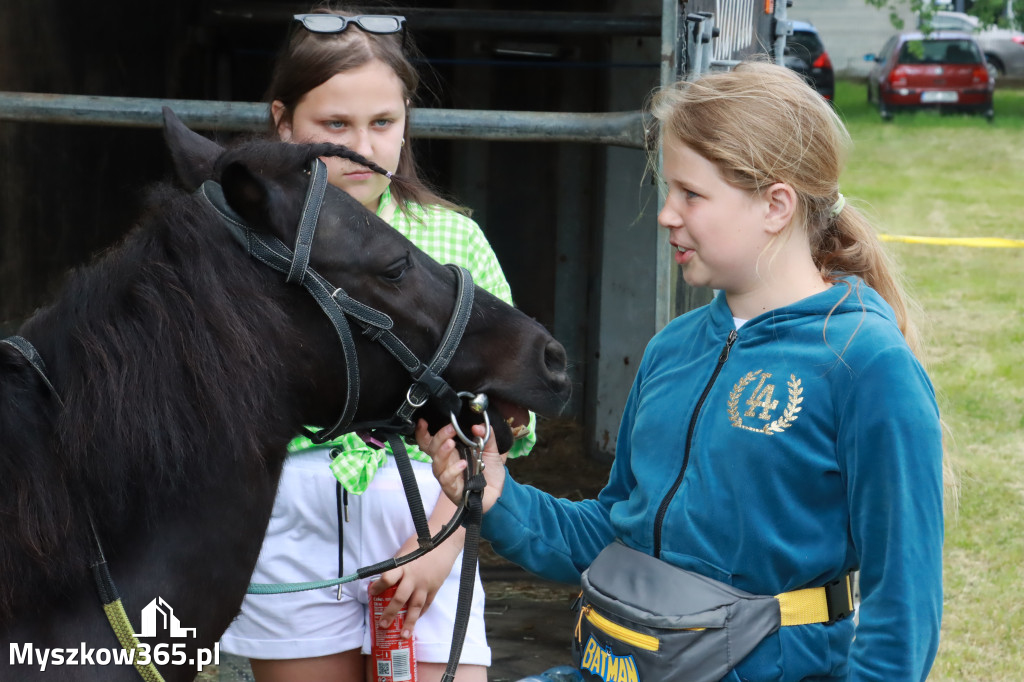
[293,13,406,36]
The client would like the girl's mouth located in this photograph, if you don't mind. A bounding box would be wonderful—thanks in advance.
[674,245,695,265]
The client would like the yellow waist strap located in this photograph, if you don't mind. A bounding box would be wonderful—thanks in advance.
[776,572,855,627]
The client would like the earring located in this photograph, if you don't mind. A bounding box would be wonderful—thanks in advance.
[400,138,405,147]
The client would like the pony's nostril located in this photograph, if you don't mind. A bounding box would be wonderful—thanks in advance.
[543,340,568,374]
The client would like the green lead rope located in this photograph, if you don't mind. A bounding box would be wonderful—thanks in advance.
[246,514,467,594]
[248,572,361,594]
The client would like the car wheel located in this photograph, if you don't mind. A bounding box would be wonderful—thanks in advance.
[984,55,1004,82]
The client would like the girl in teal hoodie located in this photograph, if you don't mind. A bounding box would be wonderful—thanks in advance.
[418,62,947,682]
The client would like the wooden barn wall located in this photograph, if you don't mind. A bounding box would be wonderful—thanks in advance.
[0,1,205,331]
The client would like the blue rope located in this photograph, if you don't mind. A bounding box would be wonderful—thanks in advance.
[247,572,359,595]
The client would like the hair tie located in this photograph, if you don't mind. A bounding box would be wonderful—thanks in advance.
[829,192,846,218]
[385,171,393,179]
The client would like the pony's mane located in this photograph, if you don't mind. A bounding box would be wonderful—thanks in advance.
[215,136,392,182]
[0,172,300,619]
[0,138,389,622]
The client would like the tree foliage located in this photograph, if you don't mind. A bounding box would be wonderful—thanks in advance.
[865,0,1023,29]
[971,0,1024,27]
[863,0,923,29]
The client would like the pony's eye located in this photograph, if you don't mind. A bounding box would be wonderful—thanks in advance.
[382,253,410,282]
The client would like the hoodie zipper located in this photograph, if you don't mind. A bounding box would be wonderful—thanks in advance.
[652,329,738,558]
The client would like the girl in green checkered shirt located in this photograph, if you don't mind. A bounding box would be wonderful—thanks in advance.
[219,8,533,682]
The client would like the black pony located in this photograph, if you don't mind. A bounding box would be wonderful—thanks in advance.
[0,113,570,680]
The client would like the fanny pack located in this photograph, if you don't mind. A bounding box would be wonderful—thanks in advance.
[572,541,854,682]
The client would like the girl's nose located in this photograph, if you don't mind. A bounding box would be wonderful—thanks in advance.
[350,129,374,158]
[657,203,680,230]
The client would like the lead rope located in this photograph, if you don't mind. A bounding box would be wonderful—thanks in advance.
[441,430,489,682]
[373,420,484,682]
[384,431,433,547]
[88,514,167,682]
[247,401,491,682]
[246,396,488,595]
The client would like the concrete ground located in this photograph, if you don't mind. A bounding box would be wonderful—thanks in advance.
[480,563,581,682]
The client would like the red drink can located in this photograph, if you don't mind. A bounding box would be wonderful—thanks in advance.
[370,584,417,682]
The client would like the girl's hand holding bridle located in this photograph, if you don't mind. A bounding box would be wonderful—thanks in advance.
[415,419,506,513]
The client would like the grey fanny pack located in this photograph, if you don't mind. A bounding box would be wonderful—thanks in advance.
[572,541,855,682]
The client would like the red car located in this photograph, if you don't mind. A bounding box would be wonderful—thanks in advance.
[867,32,994,121]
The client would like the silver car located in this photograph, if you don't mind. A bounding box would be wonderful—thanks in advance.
[977,28,1024,78]
[923,11,1024,79]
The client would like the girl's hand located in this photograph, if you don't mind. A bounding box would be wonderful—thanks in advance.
[368,488,467,637]
[368,540,459,638]
[415,419,506,513]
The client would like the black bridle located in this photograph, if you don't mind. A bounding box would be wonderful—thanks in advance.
[197,158,473,445]
[198,158,488,682]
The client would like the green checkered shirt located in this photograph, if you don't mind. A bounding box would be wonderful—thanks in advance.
[289,187,536,492]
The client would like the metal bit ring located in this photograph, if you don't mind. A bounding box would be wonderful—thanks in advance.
[450,405,491,451]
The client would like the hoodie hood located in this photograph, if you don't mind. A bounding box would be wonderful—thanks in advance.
[703,276,901,351]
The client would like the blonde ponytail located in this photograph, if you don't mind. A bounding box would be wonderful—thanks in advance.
[814,203,922,358]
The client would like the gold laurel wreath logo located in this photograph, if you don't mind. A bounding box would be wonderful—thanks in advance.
[727,370,759,427]
[727,371,803,434]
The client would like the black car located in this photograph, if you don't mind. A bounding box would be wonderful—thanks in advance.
[785,20,835,101]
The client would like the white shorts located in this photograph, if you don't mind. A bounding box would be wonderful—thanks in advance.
[219,449,490,665]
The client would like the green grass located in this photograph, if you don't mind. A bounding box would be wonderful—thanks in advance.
[835,79,1024,680]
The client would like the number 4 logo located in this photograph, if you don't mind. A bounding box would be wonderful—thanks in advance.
[744,372,779,420]
[728,370,803,435]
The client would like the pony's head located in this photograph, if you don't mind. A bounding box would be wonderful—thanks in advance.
[163,109,571,450]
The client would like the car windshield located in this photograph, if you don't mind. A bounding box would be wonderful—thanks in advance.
[928,15,979,32]
[786,31,823,59]
[898,39,980,64]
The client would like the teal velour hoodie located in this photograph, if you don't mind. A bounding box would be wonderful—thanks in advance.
[482,278,944,682]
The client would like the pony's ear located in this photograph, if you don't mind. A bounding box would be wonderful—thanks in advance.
[220,160,290,233]
[162,107,224,191]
